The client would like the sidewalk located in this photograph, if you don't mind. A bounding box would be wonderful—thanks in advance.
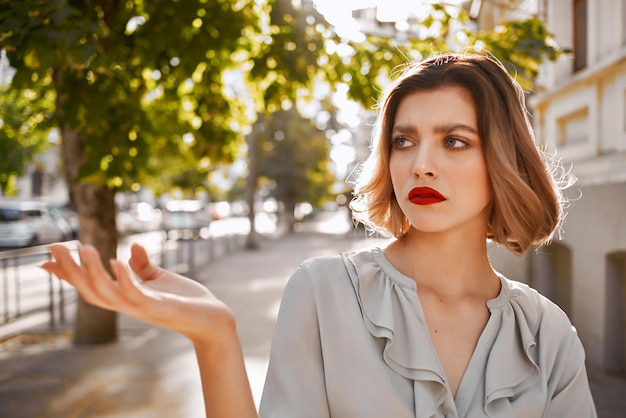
[0,219,386,417]
[0,217,625,417]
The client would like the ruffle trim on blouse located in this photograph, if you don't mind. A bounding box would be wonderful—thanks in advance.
[341,247,541,417]
[482,280,542,416]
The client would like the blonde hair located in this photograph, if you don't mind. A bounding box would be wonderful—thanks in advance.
[350,53,570,255]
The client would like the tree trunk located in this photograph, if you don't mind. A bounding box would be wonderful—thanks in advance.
[283,199,297,233]
[69,174,118,345]
[55,67,118,345]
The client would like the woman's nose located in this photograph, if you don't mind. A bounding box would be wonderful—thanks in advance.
[412,143,438,178]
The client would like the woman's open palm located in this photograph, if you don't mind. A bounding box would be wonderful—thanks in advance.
[41,243,233,343]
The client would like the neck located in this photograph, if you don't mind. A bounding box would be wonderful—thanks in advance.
[384,227,499,300]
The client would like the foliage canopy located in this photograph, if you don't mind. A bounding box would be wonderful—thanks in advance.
[257,107,335,209]
[0,0,563,195]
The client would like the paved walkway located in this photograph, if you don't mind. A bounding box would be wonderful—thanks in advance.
[0,216,624,417]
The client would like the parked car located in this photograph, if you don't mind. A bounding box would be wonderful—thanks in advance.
[48,202,79,239]
[207,201,232,220]
[162,210,203,231]
[161,200,210,238]
[117,202,163,236]
[0,200,73,248]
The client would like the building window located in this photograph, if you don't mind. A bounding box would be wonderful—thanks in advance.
[557,107,589,146]
[573,0,587,71]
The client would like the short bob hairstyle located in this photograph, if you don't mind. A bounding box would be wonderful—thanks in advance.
[350,52,569,255]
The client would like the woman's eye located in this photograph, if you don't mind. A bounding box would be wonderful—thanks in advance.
[391,137,411,149]
[444,137,467,149]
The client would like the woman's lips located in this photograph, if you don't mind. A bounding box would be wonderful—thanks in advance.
[408,187,446,205]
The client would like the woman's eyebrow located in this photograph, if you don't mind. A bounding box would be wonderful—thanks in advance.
[433,122,478,135]
[391,125,417,135]
[391,123,478,136]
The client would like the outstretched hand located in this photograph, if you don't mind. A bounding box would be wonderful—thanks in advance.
[41,243,234,344]
[43,243,259,417]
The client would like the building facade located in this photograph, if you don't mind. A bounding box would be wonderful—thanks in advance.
[483,0,626,373]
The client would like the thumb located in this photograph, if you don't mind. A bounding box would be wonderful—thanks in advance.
[128,243,159,281]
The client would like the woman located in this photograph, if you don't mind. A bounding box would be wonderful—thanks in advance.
[43,53,597,417]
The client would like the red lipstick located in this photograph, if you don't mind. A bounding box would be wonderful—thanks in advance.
[408,187,446,205]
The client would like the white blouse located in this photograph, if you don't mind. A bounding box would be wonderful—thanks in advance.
[259,247,597,417]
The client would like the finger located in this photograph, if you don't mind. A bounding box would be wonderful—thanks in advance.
[77,246,125,307]
[128,243,159,281]
[112,259,154,303]
[43,245,115,311]
[110,260,176,325]
[79,245,113,283]
[41,261,63,278]
[46,244,85,284]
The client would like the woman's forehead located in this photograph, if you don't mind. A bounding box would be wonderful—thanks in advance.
[392,87,477,127]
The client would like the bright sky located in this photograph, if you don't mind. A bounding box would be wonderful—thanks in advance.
[312,0,467,41]
[311,0,374,41]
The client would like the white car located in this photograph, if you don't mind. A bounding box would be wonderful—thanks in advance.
[0,200,72,248]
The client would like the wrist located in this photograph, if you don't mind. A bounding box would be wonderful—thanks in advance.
[190,307,240,357]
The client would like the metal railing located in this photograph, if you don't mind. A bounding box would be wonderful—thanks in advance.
[160,228,247,274]
[0,241,80,332]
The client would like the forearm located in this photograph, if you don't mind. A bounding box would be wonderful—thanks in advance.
[193,328,258,418]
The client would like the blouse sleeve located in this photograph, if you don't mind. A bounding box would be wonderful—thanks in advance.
[543,324,597,417]
[259,265,330,418]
